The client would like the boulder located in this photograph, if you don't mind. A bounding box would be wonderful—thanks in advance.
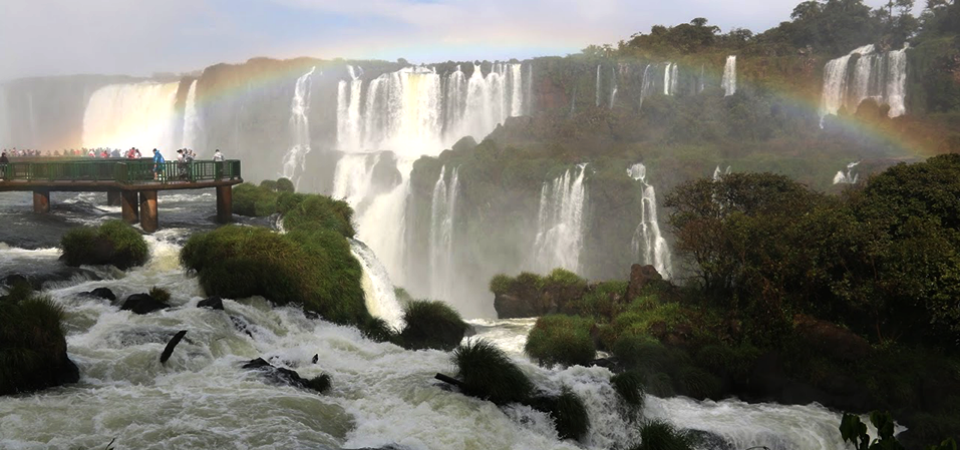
[197,296,224,310]
[793,314,871,362]
[626,264,663,302]
[120,294,169,315]
[85,287,116,301]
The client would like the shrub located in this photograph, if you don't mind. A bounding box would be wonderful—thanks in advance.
[304,374,331,393]
[529,386,590,441]
[259,180,278,191]
[60,220,148,270]
[398,300,468,351]
[280,195,355,238]
[453,339,534,405]
[489,274,513,295]
[571,281,629,320]
[632,420,700,450]
[611,334,665,369]
[360,317,396,343]
[542,268,587,290]
[0,285,78,395]
[233,183,279,217]
[181,225,369,326]
[148,287,171,304]
[525,315,596,367]
[276,178,295,193]
[611,371,645,418]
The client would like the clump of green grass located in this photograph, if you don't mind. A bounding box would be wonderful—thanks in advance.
[529,386,591,441]
[61,220,148,270]
[524,315,596,367]
[148,287,171,304]
[632,420,700,450]
[0,284,76,395]
[611,371,645,421]
[453,339,534,405]
[398,300,468,351]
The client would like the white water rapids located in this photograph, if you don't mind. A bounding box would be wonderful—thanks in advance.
[0,219,881,450]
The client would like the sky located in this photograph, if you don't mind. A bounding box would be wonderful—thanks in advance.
[0,0,918,82]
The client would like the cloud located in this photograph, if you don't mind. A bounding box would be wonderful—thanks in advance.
[0,0,915,81]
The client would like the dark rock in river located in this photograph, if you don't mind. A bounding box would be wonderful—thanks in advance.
[120,293,169,315]
[84,287,116,301]
[242,358,330,394]
[197,296,224,310]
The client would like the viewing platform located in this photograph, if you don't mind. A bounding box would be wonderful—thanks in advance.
[0,159,243,232]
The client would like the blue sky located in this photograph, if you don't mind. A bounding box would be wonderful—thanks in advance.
[0,0,918,81]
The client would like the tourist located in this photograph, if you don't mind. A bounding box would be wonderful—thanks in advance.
[135,148,142,158]
[213,149,224,162]
[0,151,8,180]
[153,149,165,180]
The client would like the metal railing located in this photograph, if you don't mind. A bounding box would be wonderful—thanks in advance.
[0,159,241,184]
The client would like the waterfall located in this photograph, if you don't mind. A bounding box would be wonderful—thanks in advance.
[663,63,678,96]
[331,153,382,211]
[820,44,908,120]
[639,64,656,109]
[337,65,364,151]
[355,159,415,289]
[444,65,467,134]
[722,56,737,96]
[886,45,909,117]
[429,166,459,300]
[532,164,588,273]
[628,163,673,279]
[181,79,202,150]
[596,65,602,107]
[350,238,405,330]
[713,165,731,182]
[82,82,181,155]
[0,86,8,146]
[609,66,619,109]
[281,67,316,187]
[699,64,706,94]
[833,161,860,185]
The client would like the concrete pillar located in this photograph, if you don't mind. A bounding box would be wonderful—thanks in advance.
[121,191,139,224]
[216,185,233,224]
[107,190,122,207]
[33,190,50,214]
[139,190,158,233]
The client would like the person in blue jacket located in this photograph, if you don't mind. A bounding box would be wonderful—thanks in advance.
[153,149,165,180]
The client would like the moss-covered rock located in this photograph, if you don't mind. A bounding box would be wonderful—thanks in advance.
[632,420,701,450]
[524,314,596,367]
[60,220,148,270]
[181,224,369,326]
[278,193,355,238]
[0,283,79,395]
[528,387,591,441]
[491,269,589,319]
[233,183,280,217]
[398,300,468,351]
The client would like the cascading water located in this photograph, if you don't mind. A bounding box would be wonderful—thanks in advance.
[821,44,908,120]
[609,66,619,109]
[663,63,679,96]
[722,56,737,96]
[628,163,673,279]
[350,238,405,330]
[532,164,588,274]
[281,67,316,188]
[181,79,202,150]
[833,161,860,185]
[337,65,364,152]
[429,166,459,301]
[639,64,656,109]
[82,82,181,154]
[0,86,9,146]
[699,64,706,94]
[330,153,382,212]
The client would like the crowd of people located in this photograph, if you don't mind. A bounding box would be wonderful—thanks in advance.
[1,147,226,181]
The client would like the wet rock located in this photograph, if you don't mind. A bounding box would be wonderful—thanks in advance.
[242,358,330,393]
[160,330,188,364]
[84,287,116,301]
[197,296,224,310]
[120,293,169,315]
[626,264,663,302]
[1,274,29,288]
[686,430,735,450]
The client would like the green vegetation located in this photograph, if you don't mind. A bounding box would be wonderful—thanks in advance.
[632,420,700,450]
[60,220,148,270]
[234,178,301,217]
[611,371,645,420]
[452,340,534,405]
[304,374,331,394]
[524,315,596,367]
[182,187,369,326]
[528,387,590,441]
[148,287,171,304]
[397,300,468,351]
[0,283,77,395]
